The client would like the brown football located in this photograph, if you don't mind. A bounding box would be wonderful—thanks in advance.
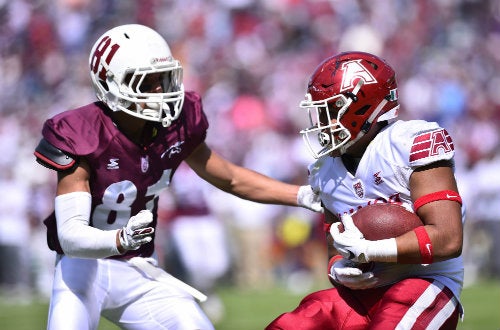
[346,203,423,240]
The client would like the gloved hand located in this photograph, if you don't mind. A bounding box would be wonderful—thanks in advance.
[330,213,369,262]
[330,214,397,263]
[329,258,378,289]
[297,185,323,213]
[119,210,155,251]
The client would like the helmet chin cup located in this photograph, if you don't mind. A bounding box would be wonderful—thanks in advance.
[145,102,161,111]
[141,101,180,127]
[141,108,160,118]
[318,132,331,147]
[141,102,163,119]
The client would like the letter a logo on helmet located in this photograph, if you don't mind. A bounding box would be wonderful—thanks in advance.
[340,60,377,92]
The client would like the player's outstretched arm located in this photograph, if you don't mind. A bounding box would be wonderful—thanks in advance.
[185,142,322,212]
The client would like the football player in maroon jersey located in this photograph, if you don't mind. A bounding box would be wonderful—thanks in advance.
[266,52,464,330]
[34,24,321,330]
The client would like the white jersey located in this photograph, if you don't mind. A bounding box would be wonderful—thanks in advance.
[308,120,465,300]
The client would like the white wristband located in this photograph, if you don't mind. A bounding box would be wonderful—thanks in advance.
[366,238,398,262]
[55,192,120,258]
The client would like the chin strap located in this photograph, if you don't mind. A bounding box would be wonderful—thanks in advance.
[338,98,388,155]
[339,85,399,155]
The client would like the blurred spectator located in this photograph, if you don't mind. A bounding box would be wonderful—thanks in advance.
[0,168,31,299]
[158,163,230,323]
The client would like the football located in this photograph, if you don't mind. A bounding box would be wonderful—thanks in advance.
[347,203,423,240]
[337,203,423,272]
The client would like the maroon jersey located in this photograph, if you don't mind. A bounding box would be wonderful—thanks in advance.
[40,91,208,259]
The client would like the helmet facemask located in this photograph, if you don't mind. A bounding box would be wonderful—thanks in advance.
[104,62,184,127]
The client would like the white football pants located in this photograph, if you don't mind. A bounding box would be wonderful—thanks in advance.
[47,255,214,330]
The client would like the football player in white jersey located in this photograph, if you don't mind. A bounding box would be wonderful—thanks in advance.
[34,24,321,330]
[266,51,465,330]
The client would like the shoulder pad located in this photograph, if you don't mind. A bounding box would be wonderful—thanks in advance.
[409,128,454,167]
[34,138,78,172]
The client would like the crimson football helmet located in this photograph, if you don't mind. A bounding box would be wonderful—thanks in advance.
[89,24,184,127]
[299,51,399,158]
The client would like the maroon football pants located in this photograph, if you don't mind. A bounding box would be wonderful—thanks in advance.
[266,278,459,330]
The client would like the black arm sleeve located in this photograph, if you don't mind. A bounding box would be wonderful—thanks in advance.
[34,138,79,172]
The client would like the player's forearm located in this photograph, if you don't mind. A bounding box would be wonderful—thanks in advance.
[55,192,121,258]
[58,219,121,258]
[227,167,299,205]
[187,147,299,205]
[394,224,462,264]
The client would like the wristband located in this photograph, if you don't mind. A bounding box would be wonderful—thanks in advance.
[413,190,462,212]
[367,238,398,262]
[414,226,433,264]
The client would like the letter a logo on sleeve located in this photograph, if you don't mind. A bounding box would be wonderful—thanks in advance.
[340,60,377,92]
[410,129,454,162]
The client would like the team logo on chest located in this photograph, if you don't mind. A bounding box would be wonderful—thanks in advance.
[141,155,149,173]
[107,158,119,170]
[373,171,384,185]
[161,141,185,159]
[353,180,364,198]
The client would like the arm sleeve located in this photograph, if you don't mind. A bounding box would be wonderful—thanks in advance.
[55,192,121,258]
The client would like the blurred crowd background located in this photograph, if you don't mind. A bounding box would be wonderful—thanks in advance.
[1,0,499,321]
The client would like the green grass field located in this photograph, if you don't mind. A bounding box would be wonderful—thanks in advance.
[0,280,498,329]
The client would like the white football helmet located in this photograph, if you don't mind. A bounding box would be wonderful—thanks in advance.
[89,24,184,127]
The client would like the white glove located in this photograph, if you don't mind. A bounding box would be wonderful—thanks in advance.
[330,214,397,263]
[297,185,323,213]
[119,210,155,251]
[329,258,378,290]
